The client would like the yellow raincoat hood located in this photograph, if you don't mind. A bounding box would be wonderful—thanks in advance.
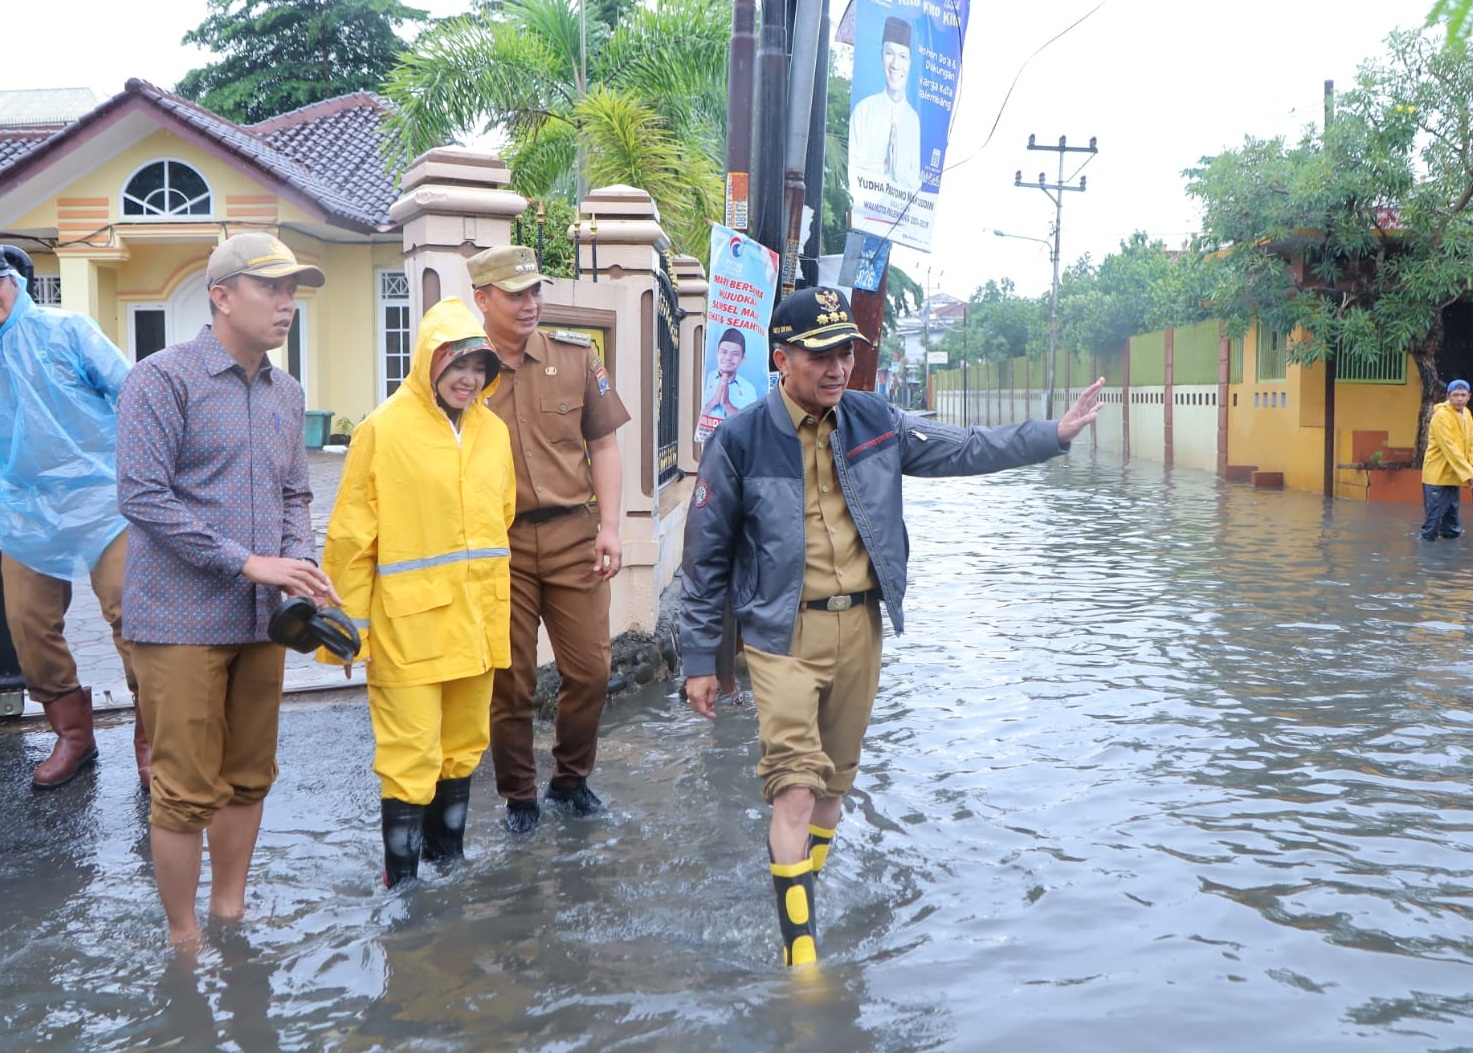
[405,297,502,407]
[319,297,516,687]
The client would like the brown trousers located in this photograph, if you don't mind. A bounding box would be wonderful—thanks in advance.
[745,597,884,803]
[132,642,285,833]
[1,531,136,703]
[490,506,611,801]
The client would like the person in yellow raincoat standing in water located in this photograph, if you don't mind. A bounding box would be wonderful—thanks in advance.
[321,298,515,887]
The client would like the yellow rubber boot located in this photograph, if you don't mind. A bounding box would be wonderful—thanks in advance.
[770,859,818,967]
[806,824,836,875]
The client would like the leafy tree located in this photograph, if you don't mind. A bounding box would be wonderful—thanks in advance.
[1057,232,1201,359]
[1184,27,1473,458]
[177,0,427,123]
[935,278,1044,365]
[382,0,727,258]
[1428,0,1472,45]
[821,72,852,257]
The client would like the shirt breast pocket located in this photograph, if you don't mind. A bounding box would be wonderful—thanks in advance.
[538,394,585,446]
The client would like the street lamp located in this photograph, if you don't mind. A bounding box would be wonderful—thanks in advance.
[991,228,1059,420]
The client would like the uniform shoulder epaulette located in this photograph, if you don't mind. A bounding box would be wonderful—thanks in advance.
[549,329,592,347]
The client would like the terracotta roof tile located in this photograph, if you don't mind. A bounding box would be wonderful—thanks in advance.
[252,94,402,228]
[0,130,51,171]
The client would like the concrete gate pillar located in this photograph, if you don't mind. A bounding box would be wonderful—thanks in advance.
[388,148,528,320]
[670,253,708,477]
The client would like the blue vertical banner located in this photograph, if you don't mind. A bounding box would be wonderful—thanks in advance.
[847,0,970,252]
[698,224,780,443]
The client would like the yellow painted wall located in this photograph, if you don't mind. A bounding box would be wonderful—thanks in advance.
[10,127,403,419]
[1227,325,1423,497]
[309,241,408,426]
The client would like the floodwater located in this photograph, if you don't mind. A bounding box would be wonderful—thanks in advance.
[3,452,1473,1052]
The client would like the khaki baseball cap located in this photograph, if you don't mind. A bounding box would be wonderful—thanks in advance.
[206,233,326,289]
[466,245,551,292]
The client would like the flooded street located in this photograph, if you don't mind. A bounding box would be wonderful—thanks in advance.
[4,451,1473,1051]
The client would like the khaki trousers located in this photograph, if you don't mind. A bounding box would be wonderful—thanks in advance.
[1,530,136,702]
[133,642,285,833]
[745,597,883,803]
[369,670,495,804]
[490,507,611,801]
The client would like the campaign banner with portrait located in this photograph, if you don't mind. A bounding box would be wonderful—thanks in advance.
[847,0,971,253]
[697,223,780,443]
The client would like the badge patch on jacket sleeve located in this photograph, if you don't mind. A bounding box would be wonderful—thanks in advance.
[693,477,711,507]
[592,362,610,397]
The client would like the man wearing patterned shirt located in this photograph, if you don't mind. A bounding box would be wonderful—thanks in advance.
[117,233,339,951]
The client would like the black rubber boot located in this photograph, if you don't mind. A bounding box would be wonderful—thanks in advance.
[771,859,818,967]
[422,776,471,865]
[381,798,426,888]
[807,823,837,875]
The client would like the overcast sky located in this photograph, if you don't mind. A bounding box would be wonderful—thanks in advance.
[3,0,1437,298]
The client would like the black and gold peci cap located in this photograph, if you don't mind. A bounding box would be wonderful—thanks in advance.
[768,286,873,352]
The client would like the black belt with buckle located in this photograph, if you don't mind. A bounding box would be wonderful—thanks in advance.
[520,504,587,525]
[803,590,874,612]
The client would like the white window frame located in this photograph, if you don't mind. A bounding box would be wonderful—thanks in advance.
[378,268,411,402]
[288,301,309,405]
[126,304,168,362]
[30,275,61,305]
[120,158,214,220]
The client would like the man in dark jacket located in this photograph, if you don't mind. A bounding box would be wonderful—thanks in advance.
[680,286,1102,967]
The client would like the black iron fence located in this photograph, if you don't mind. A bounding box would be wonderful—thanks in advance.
[655,258,681,487]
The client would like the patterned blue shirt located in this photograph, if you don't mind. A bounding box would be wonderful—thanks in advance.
[117,326,315,645]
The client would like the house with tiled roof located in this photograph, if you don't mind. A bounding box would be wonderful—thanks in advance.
[0,79,418,425]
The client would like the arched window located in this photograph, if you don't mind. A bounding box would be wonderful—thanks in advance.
[122,160,212,218]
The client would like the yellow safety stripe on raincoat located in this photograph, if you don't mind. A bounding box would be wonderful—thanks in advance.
[319,297,516,687]
[1422,400,1473,487]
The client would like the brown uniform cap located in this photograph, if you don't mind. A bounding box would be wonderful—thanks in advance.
[467,246,552,292]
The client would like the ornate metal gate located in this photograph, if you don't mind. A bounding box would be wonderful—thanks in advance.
[655,257,681,487]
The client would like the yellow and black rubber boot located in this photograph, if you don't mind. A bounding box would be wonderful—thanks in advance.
[807,824,837,875]
[770,858,819,967]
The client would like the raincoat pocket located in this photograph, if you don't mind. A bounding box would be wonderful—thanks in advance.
[379,576,453,664]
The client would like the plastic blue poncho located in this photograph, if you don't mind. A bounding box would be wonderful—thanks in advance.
[0,276,130,580]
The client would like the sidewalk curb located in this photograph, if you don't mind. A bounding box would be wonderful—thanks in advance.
[2,668,367,723]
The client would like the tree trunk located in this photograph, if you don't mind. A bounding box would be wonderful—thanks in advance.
[1411,313,1445,467]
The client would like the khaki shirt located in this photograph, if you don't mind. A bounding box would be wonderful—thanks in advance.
[486,329,631,514]
[779,383,878,601]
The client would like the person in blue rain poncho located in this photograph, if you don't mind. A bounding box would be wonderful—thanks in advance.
[0,246,149,790]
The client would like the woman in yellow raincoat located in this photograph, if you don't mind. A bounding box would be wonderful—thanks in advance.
[321,297,515,886]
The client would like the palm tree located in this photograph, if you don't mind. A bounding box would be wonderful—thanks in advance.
[382,0,729,258]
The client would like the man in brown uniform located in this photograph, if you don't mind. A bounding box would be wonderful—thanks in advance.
[468,246,631,833]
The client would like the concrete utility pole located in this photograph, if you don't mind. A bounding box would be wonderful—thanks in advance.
[1015,134,1095,419]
